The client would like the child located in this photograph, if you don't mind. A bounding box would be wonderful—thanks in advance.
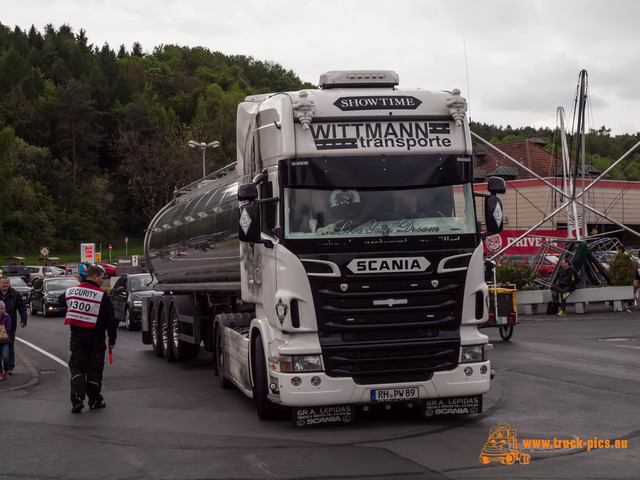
[0,300,11,380]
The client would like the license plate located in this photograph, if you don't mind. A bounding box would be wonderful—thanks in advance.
[371,387,419,402]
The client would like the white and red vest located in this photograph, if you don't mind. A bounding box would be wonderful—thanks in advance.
[64,282,105,328]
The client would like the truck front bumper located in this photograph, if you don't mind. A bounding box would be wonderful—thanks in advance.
[269,360,491,407]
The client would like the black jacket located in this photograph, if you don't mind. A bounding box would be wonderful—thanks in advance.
[557,266,580,288]
[0,286,28,333]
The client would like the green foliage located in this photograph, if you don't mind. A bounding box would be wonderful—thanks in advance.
[495,263,539,290]
[609,252,638,286]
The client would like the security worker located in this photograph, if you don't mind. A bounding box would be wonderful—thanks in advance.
[63,264,117,413]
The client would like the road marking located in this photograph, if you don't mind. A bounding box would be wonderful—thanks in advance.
[615,345,640,350]
[16,337,68,368]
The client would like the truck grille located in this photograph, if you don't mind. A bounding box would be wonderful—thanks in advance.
[310,274,464,384]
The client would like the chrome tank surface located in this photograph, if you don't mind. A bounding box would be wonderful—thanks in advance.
[144,165,243,286]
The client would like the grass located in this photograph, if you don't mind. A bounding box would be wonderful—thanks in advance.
[3,237,145,266]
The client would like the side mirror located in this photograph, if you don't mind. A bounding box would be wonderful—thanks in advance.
[485,194,504,234]
[239,203,273,248]
[238,183,259,202]
[487,176,506,195]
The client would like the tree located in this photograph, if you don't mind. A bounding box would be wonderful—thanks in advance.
[0,126,15,251]
[609,251,637,286]
[54,78,103,184]
[0,46,30,97]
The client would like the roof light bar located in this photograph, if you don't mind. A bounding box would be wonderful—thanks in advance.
[319,70,399,89]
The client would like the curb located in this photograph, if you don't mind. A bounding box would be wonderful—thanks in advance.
[0,349,40,393]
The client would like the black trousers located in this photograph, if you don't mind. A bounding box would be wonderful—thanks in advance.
[69,338,106,403]
[551,284,576,311]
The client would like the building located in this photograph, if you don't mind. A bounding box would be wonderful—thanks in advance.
[473,138,640,246]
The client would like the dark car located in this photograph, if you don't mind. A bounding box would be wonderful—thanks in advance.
[0,265,30,283]
[30,277,80,317]
[8,276,32,304]
[109,273,159,330]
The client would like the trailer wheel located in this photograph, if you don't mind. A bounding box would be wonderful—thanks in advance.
[499,326,514,341]
[151,304,163,357]
[161,307,176,362]
[215,325,233,389]
[169,305,199,361]
[254,336,287,420]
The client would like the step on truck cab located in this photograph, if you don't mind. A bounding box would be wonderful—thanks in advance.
[141,70,505,425]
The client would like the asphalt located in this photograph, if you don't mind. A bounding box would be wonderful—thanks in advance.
[0,301,633,394]
[0,347,40,393]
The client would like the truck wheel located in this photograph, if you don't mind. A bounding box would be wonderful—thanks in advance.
[215,325,233,389]
[479,455,490,464]
[161,307,176,362]
[254,337,286,420]
[150,305,163,357]
[503,453,515,465]
[499,326,514,341]
[518,453,530,464]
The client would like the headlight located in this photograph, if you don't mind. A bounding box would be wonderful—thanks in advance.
[279,354,323,373]
[460,344,491,363]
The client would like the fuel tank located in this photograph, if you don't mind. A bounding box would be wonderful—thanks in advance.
[144,164,244,287]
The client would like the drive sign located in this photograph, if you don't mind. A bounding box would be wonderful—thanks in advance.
[81,243,95,263]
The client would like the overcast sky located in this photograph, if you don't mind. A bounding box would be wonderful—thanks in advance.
[3,0,640,135]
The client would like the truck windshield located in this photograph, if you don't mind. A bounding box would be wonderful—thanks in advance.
[284,184,476,239]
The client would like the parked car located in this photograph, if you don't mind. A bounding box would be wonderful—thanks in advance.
[497,254,559,276]
[30,277,80,317]
[97,262,117,279]
[8,276,32,303]
[109,273,159,330]
[25,265,64,282]
[594,250,640,269]
[0,265,30,283]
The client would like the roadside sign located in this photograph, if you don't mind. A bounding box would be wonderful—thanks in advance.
[81,243,95,263]
[109,244,112,251]
[40,247,49,257]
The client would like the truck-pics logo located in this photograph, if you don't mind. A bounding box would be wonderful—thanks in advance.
[334,96,422,111]
[308,121,453,151]
[347,256,430,274]
[480,422,531,465]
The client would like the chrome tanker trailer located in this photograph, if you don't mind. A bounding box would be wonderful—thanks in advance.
[141,162,247,360]
[141,70,505,424]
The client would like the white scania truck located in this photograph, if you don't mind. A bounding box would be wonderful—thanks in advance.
[141,70,505,425]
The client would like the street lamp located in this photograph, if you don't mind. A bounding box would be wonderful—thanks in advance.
[188,140,220,178]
